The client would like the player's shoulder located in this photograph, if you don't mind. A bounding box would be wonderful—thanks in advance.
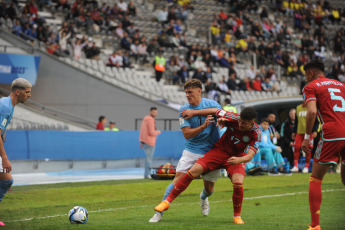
[201,98,221,108]
[0,97,11,114]
[179,103,191,112]
[251,123,262,135]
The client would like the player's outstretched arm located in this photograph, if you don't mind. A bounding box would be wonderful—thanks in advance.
[227,149,256,164]
[180,108,218,119]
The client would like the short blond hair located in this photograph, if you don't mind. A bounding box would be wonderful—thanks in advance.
[11,78,32,91]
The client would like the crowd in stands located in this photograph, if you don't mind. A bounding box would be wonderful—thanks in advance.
[1,0,345,103]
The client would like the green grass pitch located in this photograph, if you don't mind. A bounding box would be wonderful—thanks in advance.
[2,173,344,229]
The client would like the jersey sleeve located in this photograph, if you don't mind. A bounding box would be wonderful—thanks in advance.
[215,109,239,121]
[246,128,261,154]
[179,107,191,129]
[302,84,317,104]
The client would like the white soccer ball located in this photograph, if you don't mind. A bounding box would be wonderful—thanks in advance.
[68,206,88,224]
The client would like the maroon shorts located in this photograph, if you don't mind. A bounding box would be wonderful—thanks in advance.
[196,148,245,178]
[314,139,345,164]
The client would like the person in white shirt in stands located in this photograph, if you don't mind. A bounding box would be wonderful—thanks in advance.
[246,65,256,80]
[117,0,128,13]
[137,42,148,64]
[107,50,123,68]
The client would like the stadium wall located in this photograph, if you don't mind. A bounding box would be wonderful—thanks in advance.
[4,130,185,160]
[0,29,180,130]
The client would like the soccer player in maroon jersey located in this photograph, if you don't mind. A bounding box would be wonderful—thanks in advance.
[154,107,261,225]
[301,60,345,230]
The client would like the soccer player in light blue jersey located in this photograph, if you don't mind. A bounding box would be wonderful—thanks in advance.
[0,78,32,226]
[149,79,221,223]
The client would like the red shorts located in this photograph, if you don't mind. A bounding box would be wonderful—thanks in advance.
[196,148,245,178]
[314,139,345,164]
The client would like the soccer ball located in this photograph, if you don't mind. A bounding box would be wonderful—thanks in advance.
[68,206,88,224]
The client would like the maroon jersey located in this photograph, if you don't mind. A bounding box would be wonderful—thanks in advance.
[214,109,261,156]
[303,76,345,140]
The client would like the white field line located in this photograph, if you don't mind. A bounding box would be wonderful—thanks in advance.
[7,188,345,223]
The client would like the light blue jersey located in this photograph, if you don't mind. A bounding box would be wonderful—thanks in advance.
[0,97,14,135]
[179,98,221,155]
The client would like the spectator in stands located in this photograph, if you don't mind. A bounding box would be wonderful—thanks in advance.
[252,76,262,91]
[153,51,166,82]
[178,65,189,84]
[235,35,248,53]
[120,32,131,50]
[205,79,219,102]
[72,37,86,60]
[128,0,137,17]
[36,25,48,43]
[96,115,107,130]
[246,65,257,80]
[280,108,296,167]
[12,19,22,37]
[118,0,128,14]
[130,39,139,62]
[84,41,100,60]
[267,113,280,145]
[147,36,159,55]
[115,23,124,38]
[227,72,238,91]
[192,68,206,83]
[104,121,119,131]
[58,29,71,56]
[217,76,231,96]
[291,103,319,173]
[107,51,123,68]
[122,51,133,68]
[259,118,287,175]
[210,20,221,45]
[156,6,168,26]
[139,107,161,179]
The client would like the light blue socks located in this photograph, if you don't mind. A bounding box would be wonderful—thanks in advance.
[200,187,214,200]
[157,182,175,215]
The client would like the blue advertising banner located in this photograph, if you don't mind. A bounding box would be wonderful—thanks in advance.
[0,53,40,85]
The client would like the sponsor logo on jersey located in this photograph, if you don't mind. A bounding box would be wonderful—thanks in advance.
[1,118,7,127]
[218,110,226,117]
[179,117,185,125]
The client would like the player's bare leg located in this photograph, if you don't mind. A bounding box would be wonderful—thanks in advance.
[155,163,204,212]
[308,162,331,229]
[149,172,187,222]
[231,173,245,224]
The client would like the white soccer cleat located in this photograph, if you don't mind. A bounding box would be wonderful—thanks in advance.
[200,192,210,216]
[302,167,309,173]
[149,213,162,223]
[291,166,299,172]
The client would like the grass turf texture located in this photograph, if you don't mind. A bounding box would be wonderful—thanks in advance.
[2,173,344,229]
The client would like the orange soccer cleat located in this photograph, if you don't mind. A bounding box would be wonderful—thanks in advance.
[154,200,170,212]
[308,225,321,230]
[233,217,245,224]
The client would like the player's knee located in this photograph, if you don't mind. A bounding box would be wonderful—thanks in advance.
[0,179,13,201]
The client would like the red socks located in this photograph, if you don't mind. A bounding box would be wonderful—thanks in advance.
[166,170,195,203]
[309,176,322,227]
[233,183,244,217]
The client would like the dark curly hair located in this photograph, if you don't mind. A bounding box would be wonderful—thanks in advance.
[304,59,325,72]
[240,107,257,121]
